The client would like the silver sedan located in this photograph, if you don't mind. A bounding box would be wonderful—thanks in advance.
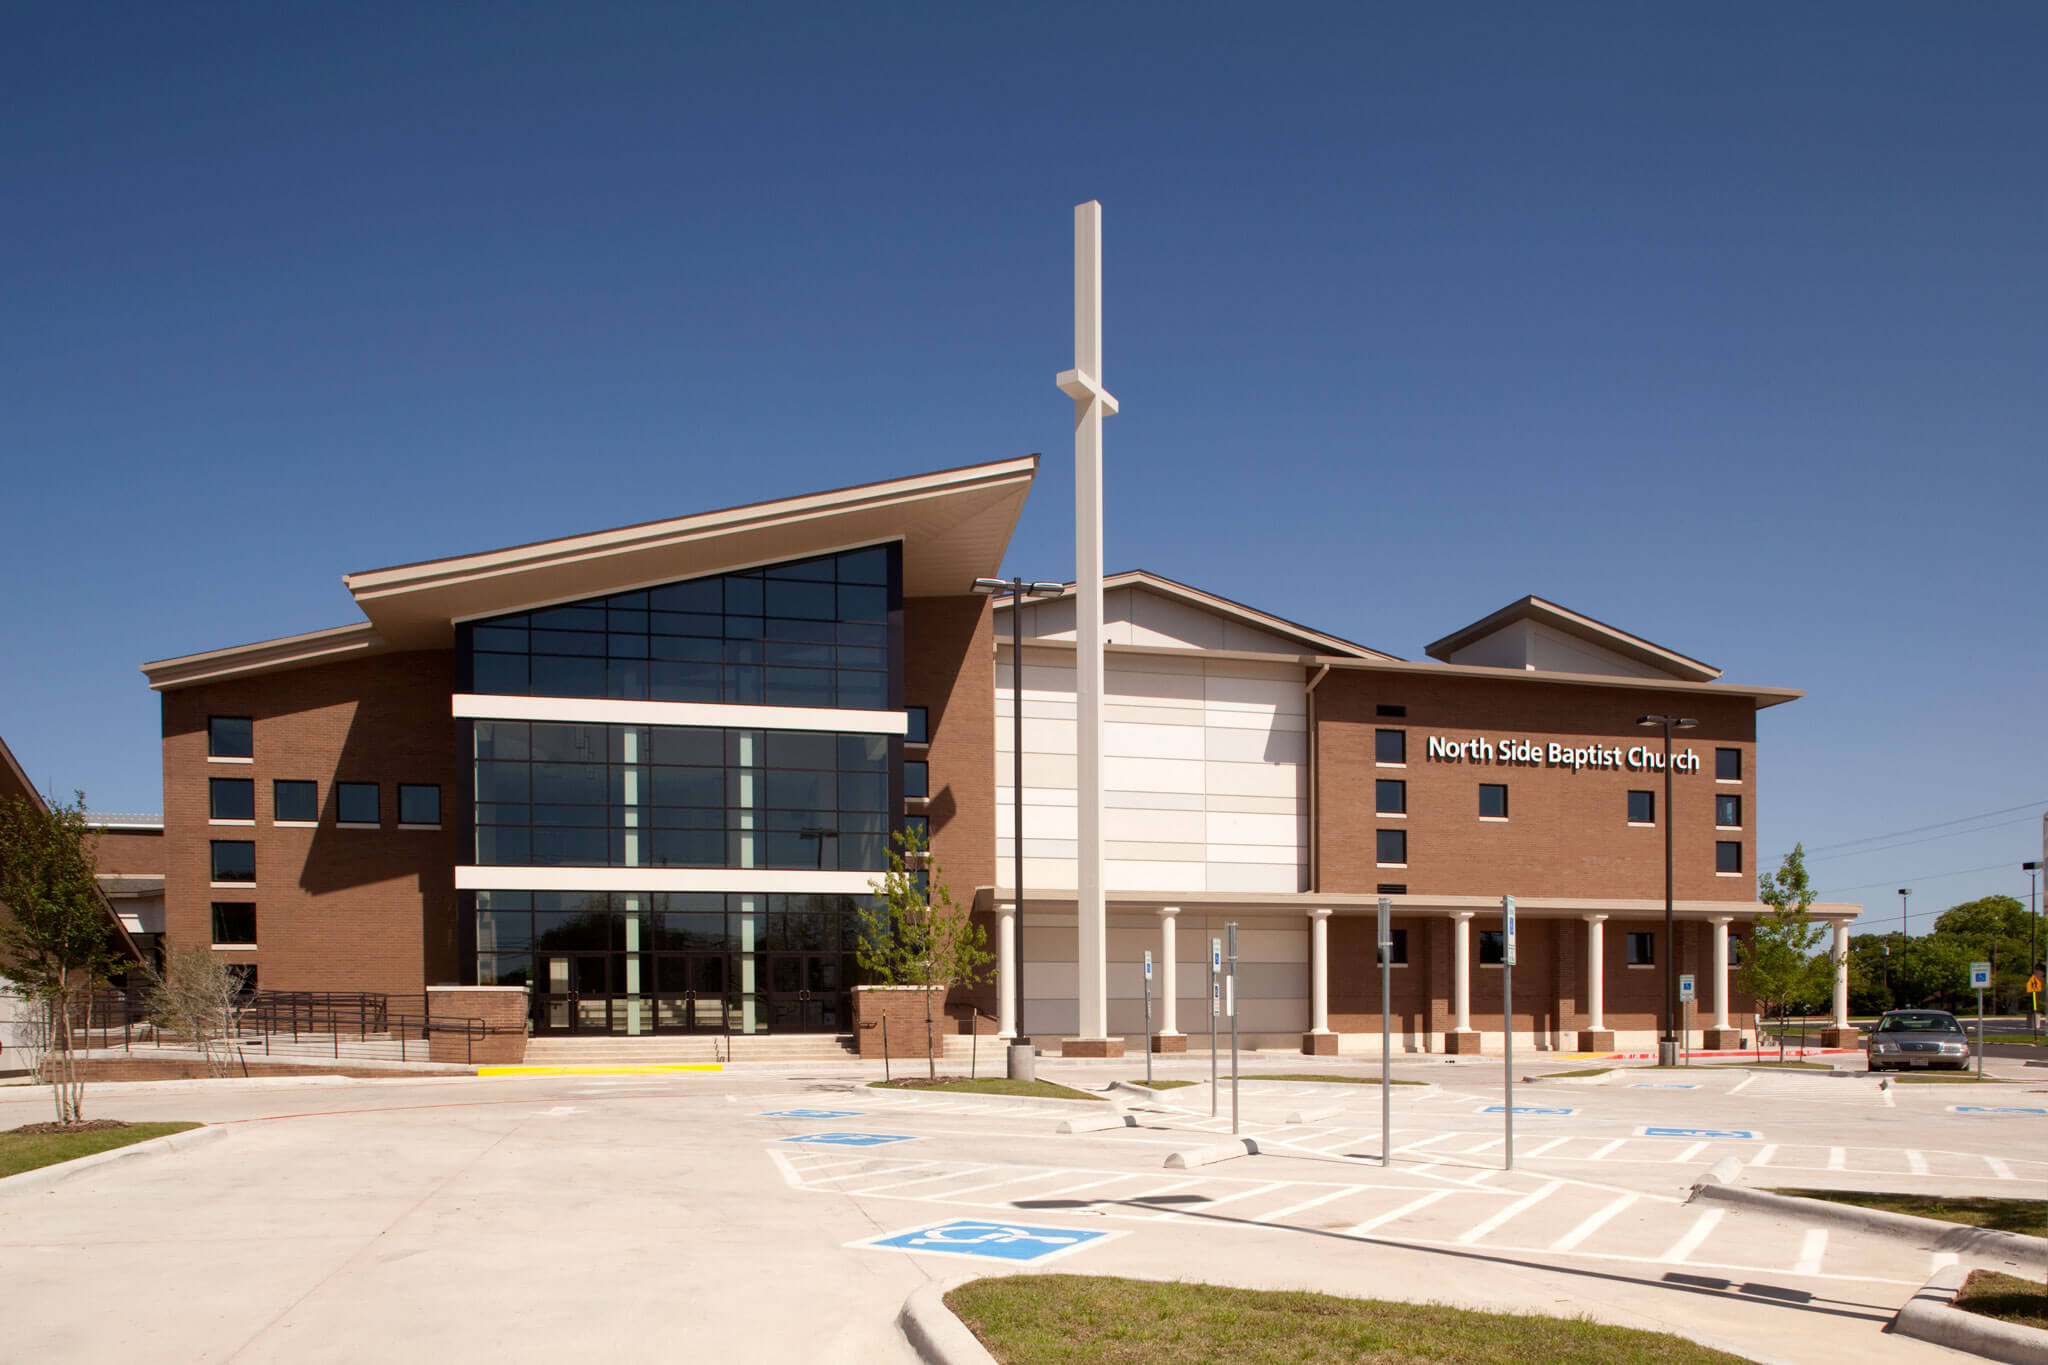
[1865,1009,1973,1071]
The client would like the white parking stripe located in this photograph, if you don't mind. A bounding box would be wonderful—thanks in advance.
[1906,1150,1928,1175]
[1986,1157,2016,1181]
[1827,1147,1846,1171]
[1462,1137,1503,1155]
[845,1163,981,1195]
[1794,1228,1828,1276]
[1672,1142,1707,1164]
[933,1169,1057,1199]
[1589,1139,1627,1160]
[1659,1208,1725,1262]
[1026,1173,1137,1201]
[1456,1183,1560,1245]
[1347,1188,1453,1236]
[1396,1133,1457,1154]
[1521,1137,1570,1159]
[1162,1181,1291,1219]
[1730,1074,1757,1094]
[1550,1194,1637,1252]
[1752,1144,1779,1167]
[1252,1186,1361,1225]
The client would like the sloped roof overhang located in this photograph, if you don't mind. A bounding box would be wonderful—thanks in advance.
[1424,595,1721,682]
[994,569,1398,660]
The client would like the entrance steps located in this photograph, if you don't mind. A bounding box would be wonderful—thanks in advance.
[520,1032,992,1066]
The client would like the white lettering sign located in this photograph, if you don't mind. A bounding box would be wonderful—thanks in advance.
[1425,734,1703,775]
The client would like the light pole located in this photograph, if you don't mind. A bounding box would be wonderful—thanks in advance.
[973,575,1065,1080]
[1638,714,1697,1067]
[1898,887,1912,937]
[2025,861,2040,1033]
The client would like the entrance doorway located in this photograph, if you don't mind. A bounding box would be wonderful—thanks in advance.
[766,953,845,1032]
[540,953,611,1033]
[654,953,730,1032]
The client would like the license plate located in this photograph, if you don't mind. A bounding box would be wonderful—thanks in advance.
[1909,1057,1929,1066]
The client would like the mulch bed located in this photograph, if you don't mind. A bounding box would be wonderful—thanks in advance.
[7,1119,131,1136]
[878,1074,977,1088]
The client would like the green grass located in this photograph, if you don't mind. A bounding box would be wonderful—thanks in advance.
[1730,1060,1831,1069]
[1955,1271,2048,1331]
[1766,1190,2048,1236]
[946,1274,1756,1364]
[1125,1078,1197,1090]
[1982,1033,2048,1047]
[1889,1072,2011,1083]
[867,1078,1103,1101]
[1540,1067,1613,1078]
[0,1122,200,1178]
[1228,1073,1427,1086]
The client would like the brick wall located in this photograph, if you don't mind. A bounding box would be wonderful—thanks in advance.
[427,985,528,1063]
[92,827,165,876]
[852,984,950,1058]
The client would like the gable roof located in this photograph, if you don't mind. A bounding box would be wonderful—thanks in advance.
[0,732,145,964]
[995,569,1397,660]
[1423,595,1721,682]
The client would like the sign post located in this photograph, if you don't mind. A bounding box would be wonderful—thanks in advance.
[1143,951,1154,1086]
[1227,922,1240,1137]
[1971,961,1991,1079]
[1210,937,1222,1117]
[1378,895,1393,1168]
[1679,974,1695,1066]
[1502,895,1515,1171]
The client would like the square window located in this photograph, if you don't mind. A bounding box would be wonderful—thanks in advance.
[1478,930,1504,965]
[1374,729,1406,764]
[1376,928,1409,966]
[1376,828,1406,866]
[1715,794,1742,828]
[208,716,252,758]
[209,778,254,821]
[903,761,929,800]
[211,902,256,945]
[274,780,317,823]
[1627,790,1655,824]
[1627,931,1655,966]
[337,783,379,825]
[1716,841,1743,874]
[905,706,929,745]
[399,784,441,826]
[899,814,929,849]
[1478,784,1508,819]
[1374,780,1406,815]
[210,840,255,884]
[1716,747,1742,781]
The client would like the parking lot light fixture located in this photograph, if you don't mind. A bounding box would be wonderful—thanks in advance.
[1638,714,1697,1067]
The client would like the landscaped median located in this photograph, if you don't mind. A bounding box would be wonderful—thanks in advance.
[1,1120,202,1179]
[930,1274,1757,1364]
[869,1077,1104,1102]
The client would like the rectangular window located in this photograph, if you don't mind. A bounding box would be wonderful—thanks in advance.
[903,761,929,799]
[1375,704,1407,718]
[1627,790,1655,824]
[1716,841,1743,874]
[337,782,380,826]
[209,778,254,821]
[899,814,929,850]
[211,902,256,945]
[1374,779,1406,815]
[399,784,442,827]
[1715,794,1742,828]
[1375,882,1407,895]
[210,840,255,884]
[1376,928,1409,966]
[1374,729,1406,764]
[1478,784,1508,819]
[1627,931,1655,965]
[1479,930,1505,965]
[208,716,252,759]
[274,780,318,823]
[904,706,929,745]
[1376,828,1407,866]
[1716,747,1742,781]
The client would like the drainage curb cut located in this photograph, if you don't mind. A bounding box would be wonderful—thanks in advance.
[0,1123,228,1197]
[899,1278,999,1365]
[1894,1264,2048,1364]
[1690,1182,2048,1272]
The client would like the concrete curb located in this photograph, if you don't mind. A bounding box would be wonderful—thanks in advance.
[1690,1182,2048,1272]
[1058,1112,1137,1133]
[1894,1264,2048,1364]
[898,1277,999,1365]
[867,1085,1122,1112]
[1165,1137,1261,1168]
[0,1123,228,1198]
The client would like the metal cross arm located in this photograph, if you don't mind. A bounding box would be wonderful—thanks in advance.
[1055,368,1119,415]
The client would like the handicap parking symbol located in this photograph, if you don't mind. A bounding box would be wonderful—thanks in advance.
[1639,1126,1758,1140]
[852,1219,1119,1264]
[777,1132,917,1147]
[757,1108,863,1119]
[1950,1106,2048,1116]
[1480,1105,1575,1116]
[1630,1083,1699,1090]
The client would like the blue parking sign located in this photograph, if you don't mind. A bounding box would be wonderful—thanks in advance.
[853,1219,1118,1264]
[1480,1105,1574,1116]
[757,1109,863,1119]
[1951,1106,2047,1116]
[778,1132,917,1147]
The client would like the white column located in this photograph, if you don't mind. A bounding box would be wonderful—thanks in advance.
[1157,907,1181,1037]
[1710,916,1732,1030]
[1584,914,1607,1033]
[995,901,1017,1040]
[1831,920,1850,1028]
[1058,200,1118,1043]
[1452,912,1474,1034]
[1308,908,1333,1035]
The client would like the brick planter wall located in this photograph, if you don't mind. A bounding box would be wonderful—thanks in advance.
[854,985,949,1059]
[427,986,528,1064]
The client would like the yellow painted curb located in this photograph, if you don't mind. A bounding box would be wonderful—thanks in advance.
[477,1063,725,1076]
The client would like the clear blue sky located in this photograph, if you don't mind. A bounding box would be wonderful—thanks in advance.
[4,4,2042,931]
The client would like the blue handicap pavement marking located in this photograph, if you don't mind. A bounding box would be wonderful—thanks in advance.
[1630,1083,1699,1090]
[757,1108,863,1119]
[778,1132,917,1147]
[854,1219,1119,1265]
[1639,1126,1759,1140]
[1950,1106,2048,1116]
[1481,1105,1575,1116]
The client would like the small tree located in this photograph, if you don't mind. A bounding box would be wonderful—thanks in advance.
[859,826,993,1080]
[1740,843,1829,1060]
[0,792,127,1123]
[148,948,253,1077]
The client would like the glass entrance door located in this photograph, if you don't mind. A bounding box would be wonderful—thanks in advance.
[766,954,845,1032]
[540,953,611,1033]
[654,953,729,1032]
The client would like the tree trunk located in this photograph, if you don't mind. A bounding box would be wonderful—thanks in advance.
[925,982,936,1082]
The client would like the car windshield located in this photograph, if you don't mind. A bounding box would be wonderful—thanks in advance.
[1878,1013,1962,1034]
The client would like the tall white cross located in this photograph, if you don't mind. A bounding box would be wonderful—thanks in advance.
[1056,201,1117,1043]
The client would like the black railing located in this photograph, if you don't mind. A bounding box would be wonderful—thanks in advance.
[55,988,504,1066]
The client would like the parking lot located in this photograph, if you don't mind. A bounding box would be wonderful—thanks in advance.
[1,1052,2040,1362]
